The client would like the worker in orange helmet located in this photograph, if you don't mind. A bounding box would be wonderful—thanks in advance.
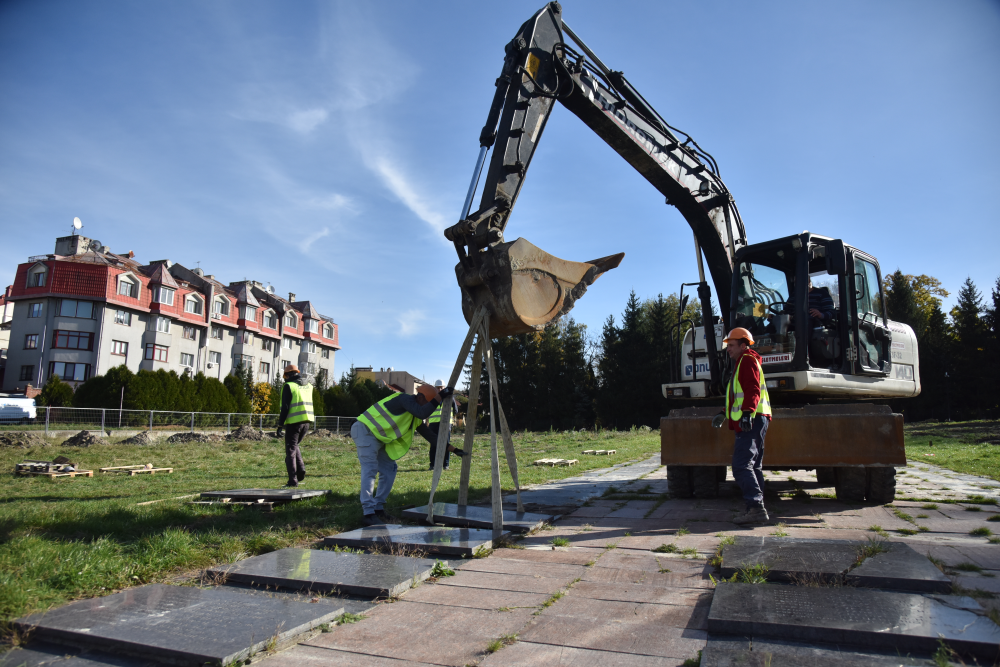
[714,327,773,525]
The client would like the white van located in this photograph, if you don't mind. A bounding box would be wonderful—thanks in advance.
[0,394,38,423]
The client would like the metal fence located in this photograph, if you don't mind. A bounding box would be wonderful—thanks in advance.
[4,406,356,436]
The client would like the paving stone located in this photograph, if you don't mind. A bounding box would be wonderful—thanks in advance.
[745,638,937,666]
[478,642,668,667]
[518,527,632,549]
[400,503,552,533]
[952,572,1000,595]
[206,548,438,597]
[258,645,427,667]
[200,488,327,502]
[569,581,711,607]
[305,601,535,666]
[953,545,1000,570]
[402,582,549,610]
[541,596,708,630]
[453,556,586,580]
[645,508,736,522]
[582,566,712,589]
[490,547,602,565]
[437,569,570,594]
[616,533,720,553]
[846,542,952,593]
[14,584,342,666]
[720,536,859,583]
[707,583,1000,661]
[519,615,707,659]
[323,524,498,558]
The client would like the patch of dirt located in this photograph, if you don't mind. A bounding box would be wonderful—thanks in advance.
[226,425,265,442]
[119,431,156,446]
[62,430,109,447]
[306,429,346,440]
[0,431,49,448]
[165,432,225,444]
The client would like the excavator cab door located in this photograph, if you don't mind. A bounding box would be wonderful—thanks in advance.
[848,252,892,376]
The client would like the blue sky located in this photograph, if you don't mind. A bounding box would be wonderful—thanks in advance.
[2,0,998,385]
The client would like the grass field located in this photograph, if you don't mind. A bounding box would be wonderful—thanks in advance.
[0,427,660,626]
[904,420,1000,482]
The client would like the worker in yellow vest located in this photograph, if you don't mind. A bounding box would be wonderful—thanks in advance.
[351,383,465,525]
[720,327,773,525]
[428,378,461,470]
[275,364,314,488]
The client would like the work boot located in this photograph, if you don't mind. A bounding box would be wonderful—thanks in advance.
[732,507,769,525]
[284,481,298,488]
[361,513,383,527]
[375,509,393,523]
[297,470,306,482]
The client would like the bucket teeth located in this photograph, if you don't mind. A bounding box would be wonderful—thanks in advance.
[456,238,624,337]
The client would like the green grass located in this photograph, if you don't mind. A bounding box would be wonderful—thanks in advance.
[550,537,570,547]
[970,527,993,537]
[0,428,659,625]
[653,543,678,553]
[905,421,1000,481]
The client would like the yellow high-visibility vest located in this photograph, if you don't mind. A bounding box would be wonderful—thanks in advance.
[726,354,772,422]
[284,383,315,425]
[358,394,420,460]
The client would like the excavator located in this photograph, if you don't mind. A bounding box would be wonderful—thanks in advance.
[447,2,918,503]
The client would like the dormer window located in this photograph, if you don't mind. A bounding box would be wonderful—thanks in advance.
[152,286,175,306]
[213,298,230,316]
[323,324,334,338]
[184,294,204,315]
[27,264,47,288]
[263,311,277,329]
[284,312,297,328]
[306,319,318,333]
[241,306,258,321]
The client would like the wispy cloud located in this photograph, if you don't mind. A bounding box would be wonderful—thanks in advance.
[367,154,449,232]
[299,227,331,253]
[287,108,329,134]
[397,308,428,337]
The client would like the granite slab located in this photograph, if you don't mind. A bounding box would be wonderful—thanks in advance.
[720,536,857,583]
[0,642,151,666]
[323,524,499,558]
[707,583,1000,661]
[846,542,952,593]
[200,488,327,502]
[401,503,552,533]
[14,584,343,667]
[206,548,438,597]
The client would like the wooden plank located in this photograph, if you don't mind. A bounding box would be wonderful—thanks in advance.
[135,494,199,506]
[100,466,173,475]
[458,336,484,506]
[533,459,578,467]
[17,469,93,478]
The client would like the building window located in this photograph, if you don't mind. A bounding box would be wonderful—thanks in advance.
[241,306,257,321]
[19,365,34,381]
[112,340,128,357]
[307,342,317,354]
[305,362,317,375]
[118,278,137,298]
[324,324,333,338]
[183,326,197,340]
[180,352,195,367]
[24,334,38,349]
[49,361,90,382]
[151,286,175,305]
[306,319,318,333]
[284,312,297,328]
[259,361,270,376]
[321,349,330,359]
[264,312,276,329]
[54,330,94,350]
[282,337,293,349]
[213,299,230,316]
[260,338,272,352]
[184,296,203,314]
[233,354,253,370]
[150,316,171,333]
[145,344,169,362]
[114,309,132,325]
[28,266,47,287]
[211,325,223,339]
[29,303,42,318]
[238,330,254,344]
[59,299,94,319]
[208,351,222,365]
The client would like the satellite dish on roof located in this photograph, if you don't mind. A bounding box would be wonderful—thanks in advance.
[72,217,83,235]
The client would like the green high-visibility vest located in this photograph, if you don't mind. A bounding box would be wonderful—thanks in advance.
[428,402,454,425]
[283,383,315,425]
[726,354,772,422]
[357,394,420,460]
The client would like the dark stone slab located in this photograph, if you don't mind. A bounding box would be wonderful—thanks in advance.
[200,488,327,502]
[0,642,152,666]
[707,583,1000,661]
[720,536,857,584]
[401,503,552,533]
[846,542,952,593]
[323,524,499,558]
[14,584,343,667]
[206,548,438,597]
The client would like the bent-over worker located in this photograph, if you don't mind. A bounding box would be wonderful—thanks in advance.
[723,327,773,525]
[351,384,464,526]
[275,364,314,488]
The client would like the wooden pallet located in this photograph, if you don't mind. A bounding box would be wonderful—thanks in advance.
[582,449,617,455]
[17,469,93,478]
[100,465,173,476]
[534,458,578,467]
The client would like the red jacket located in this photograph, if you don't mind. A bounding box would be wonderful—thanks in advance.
[728,348,769,432]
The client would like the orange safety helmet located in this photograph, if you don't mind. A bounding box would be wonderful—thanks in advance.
[416,384,439,402]
[723,327,755,346]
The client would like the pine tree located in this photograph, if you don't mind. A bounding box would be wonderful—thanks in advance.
[951,278,988,417]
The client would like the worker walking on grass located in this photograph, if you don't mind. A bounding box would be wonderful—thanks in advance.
[428,378,460,470]
[275,364,314,488]
[351,383,465,526]
[721,327,772,525]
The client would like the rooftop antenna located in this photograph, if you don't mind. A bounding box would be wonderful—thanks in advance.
[72,217,83,236]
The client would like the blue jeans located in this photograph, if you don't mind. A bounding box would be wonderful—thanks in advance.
[351,421,398,515]
[732,415,769,510]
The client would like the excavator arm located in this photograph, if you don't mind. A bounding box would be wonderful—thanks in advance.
[447,2,746,386]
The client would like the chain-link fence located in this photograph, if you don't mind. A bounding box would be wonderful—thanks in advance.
[0,406,355,437]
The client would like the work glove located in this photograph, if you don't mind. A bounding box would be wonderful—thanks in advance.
[276,426,284,438]
[739,411,753,432]
[438,386,455,399]
[451,447,467,458]
[711,412,726,429]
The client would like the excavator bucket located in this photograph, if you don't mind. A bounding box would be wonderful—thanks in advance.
[456,238,624,337]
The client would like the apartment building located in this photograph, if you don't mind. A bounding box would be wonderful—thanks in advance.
[2,234,340,391]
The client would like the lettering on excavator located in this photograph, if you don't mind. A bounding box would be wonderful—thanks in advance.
[684,363,712,378]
